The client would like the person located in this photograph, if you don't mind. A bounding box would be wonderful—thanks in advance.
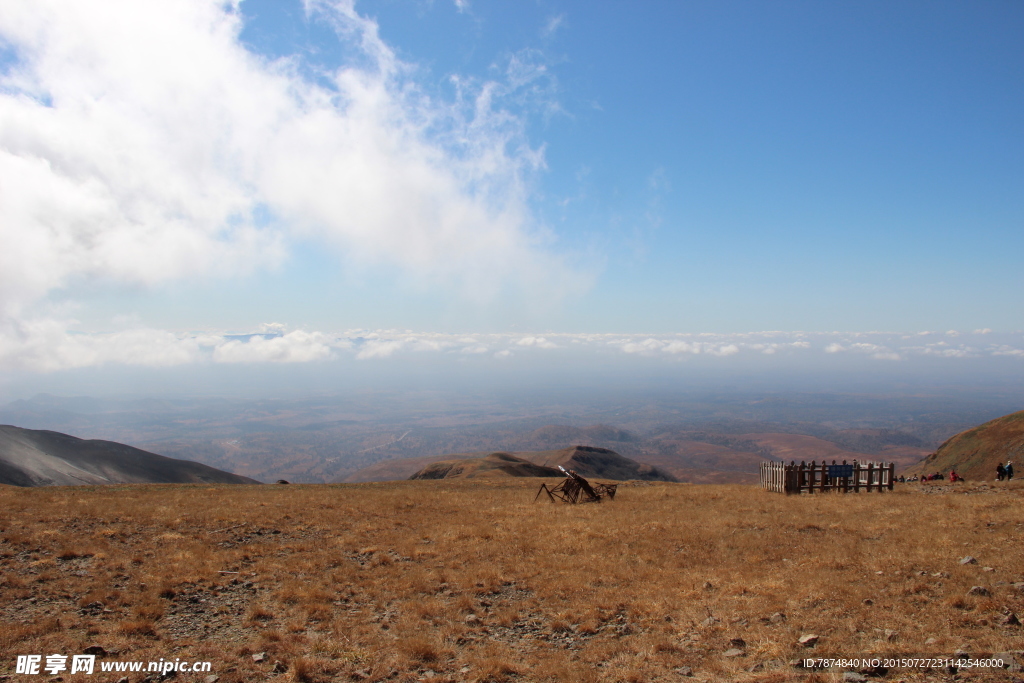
[949,470,961,483]
[997,463,1006,481]
[1007,462,1014,480]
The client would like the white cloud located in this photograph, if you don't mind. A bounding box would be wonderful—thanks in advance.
[662,341,701,355]
[0,0,589,346]
[824,343,845,353]
[0,318,202,372]
[212,330,332,363]
[621,338,665,355]
[516,336,557,349]
[541,14,565,38]
[707,344,739,357]
[494,349,512,359]
[974,328,993,335]
[355,339,404,360]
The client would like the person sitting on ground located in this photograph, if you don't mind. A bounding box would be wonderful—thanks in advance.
[1007,462,1014,480]
[997,463,1006,481]
[949,470,962,483]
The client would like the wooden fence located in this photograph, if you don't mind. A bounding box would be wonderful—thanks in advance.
[760,460,894,494]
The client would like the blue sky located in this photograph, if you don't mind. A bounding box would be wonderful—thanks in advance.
[0,0,1022,388]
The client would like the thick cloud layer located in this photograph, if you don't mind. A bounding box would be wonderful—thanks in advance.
[0,0,586,364]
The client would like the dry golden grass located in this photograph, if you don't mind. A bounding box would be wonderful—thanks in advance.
[1,479,1023,682]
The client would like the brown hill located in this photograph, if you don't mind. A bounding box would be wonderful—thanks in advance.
[906,409,1024,480]
[350,445,676,483]
[409,452,561,480]
[518,445,677,482]
[0,425,260,487]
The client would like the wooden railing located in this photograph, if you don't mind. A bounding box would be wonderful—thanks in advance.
[760,460,894,494]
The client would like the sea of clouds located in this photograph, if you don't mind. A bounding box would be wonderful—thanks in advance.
[2,325,1021,373]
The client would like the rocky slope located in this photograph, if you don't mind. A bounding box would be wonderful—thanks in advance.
[0,425,260,486]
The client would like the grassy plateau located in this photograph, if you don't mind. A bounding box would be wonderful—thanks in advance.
[2,479,1023,682]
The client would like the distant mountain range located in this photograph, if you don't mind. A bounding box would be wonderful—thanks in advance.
[4,392,985,484]
[0,425,259,487]
[907,409,1024,480]
[371,445,677,482]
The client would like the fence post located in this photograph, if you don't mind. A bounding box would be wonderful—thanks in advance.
[887,463,894,491]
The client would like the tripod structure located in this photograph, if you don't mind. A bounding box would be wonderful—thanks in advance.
[534,466,617,504]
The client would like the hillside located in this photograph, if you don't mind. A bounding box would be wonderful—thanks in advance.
[409,452,561,479]
[907,409,1024,480]
[0,425,260,487]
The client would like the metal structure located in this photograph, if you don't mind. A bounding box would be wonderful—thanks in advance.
[534,466,618,504]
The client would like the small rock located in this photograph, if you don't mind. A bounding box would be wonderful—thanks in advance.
[203,677,219,683]
[747,662,764,673]
[925,637,938,645]
[730,638,746,648]
[701,616,719,627]
[1001,613,1021,626]
[352,670,370,680]
[843,673,868,683]
[798,634,820,647]
[770,612,786,623]
[117,678,129,683]
[459,667,471,674]
[465,613,480,624]
[82,645,107,656]
[993,653,1022,672]
[251,652,266,663]
[702,581,714,590]
[884,629,898,641]
[967,585,990,596]
[271,660,287,674]
[960,556,978,565]
[862,599,873,606]
[983,567,995,572]
[875,570,883,575]
[723,648,745,658]
[675,666,693,676]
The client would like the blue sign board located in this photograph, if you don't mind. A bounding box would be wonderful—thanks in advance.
[828,464,854,478]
